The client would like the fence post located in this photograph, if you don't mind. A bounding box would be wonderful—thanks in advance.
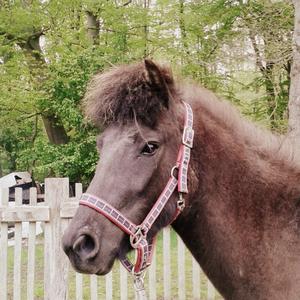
[0,188,8,300]
[163,227,171,300]
[44,178,70,300]
[13,188,23,300]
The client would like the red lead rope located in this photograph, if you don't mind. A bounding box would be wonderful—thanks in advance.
[79,102,194,276]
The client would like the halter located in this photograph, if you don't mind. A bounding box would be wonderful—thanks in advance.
[79,102,194,298]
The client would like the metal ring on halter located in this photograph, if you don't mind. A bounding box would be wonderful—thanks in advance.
[171,166,179,179]
[130,226,146,248]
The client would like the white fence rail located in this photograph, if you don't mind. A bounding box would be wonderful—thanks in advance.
[0,178,221,300]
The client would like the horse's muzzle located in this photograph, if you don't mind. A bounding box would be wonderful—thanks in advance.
[62,230,100,273]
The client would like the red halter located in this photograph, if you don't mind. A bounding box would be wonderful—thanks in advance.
[79,102,194,277]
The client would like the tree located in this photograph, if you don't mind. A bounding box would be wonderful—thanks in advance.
[288,0,300,139]
[239,1,293,130]
[0,1,69,145]
[0,1,99,183]
[0,0,296,183]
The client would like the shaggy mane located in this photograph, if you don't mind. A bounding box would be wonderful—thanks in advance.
[180,83,300,170]
[84,60,300,170]
[84,61,175,128]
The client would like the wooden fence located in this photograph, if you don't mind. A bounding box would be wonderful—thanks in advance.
[0,178,221,300]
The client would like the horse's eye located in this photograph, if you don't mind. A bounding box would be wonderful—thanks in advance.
[141,142,159,156]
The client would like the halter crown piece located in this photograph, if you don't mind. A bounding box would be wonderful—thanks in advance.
[79,102,194,299]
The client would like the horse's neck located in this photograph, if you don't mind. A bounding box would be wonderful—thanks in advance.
[172,97,300,298]
[172,114,264,274]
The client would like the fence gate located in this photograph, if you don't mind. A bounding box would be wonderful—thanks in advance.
[0,178,221,300]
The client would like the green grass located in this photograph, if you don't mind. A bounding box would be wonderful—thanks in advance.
[6,229,222,299]
[7,238,44,299]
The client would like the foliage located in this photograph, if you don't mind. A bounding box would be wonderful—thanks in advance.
[238,0,293,130]
[0,0,294,182]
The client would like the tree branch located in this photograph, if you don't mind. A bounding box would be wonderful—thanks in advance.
[122,0,132,7]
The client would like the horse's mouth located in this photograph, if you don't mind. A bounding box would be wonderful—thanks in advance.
[66,247,118,276]
[93,243,133,275]
[70,257,115,276]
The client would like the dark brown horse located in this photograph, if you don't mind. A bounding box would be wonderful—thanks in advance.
[62,60,300,300]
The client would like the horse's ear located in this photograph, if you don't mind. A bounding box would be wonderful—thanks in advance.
[144,59,173,108]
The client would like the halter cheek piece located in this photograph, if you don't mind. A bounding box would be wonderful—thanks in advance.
[79,102,194,284]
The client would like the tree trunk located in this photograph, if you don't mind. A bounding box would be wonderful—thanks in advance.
[288,1,300,139]
[179,0,189,58]
[21,35,69,145]
[143,0,150,58]
[248,31,277,129]
[264,62,276,128]
[86,11,99,45]
[42,115,69,145]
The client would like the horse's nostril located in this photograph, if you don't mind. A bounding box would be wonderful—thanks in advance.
[73,235,94,252]
[73,234,99,260]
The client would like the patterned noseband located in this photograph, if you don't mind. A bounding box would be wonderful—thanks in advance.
[79,102,194,287]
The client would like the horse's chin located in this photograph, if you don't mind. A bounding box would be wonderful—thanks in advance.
[95,264,113,275]
[95,257,116,275]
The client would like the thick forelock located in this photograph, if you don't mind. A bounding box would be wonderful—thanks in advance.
[83,61,175,128]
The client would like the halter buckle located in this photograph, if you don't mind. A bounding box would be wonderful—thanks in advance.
[130,226,147,248]
[182,126,194,148]
[177,193,185,212]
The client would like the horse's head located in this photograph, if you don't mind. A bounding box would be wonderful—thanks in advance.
[62,60,187,275]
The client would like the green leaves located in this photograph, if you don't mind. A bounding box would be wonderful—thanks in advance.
[0,1,44,42]
[0,0,294,182]
[17,135,98,185]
